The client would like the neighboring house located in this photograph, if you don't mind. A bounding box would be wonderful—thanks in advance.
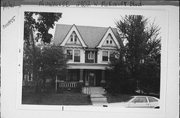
[53,24,122,88]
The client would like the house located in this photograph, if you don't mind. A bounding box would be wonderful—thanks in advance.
[53,24,122,88]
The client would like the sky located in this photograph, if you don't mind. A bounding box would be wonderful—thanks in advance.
[49,7,167,39]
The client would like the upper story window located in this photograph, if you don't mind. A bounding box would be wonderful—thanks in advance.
[110,51,116,61]
[66,49,81,62]
[74,50,80,62]
[102,51,108,61]
[88,51,95,60]
[67,50,73,60]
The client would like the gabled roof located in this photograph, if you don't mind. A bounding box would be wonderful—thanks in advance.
[97,27,120,49]
[53,24,122,48]
[60,24,87,47]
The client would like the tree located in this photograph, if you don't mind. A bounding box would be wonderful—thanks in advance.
[23,12,65,93]
[106,15,161,94]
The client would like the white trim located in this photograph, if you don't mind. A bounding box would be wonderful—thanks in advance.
[97,28,120,49]
[60,25,87,47]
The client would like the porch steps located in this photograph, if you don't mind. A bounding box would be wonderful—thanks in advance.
[90,94,108,105]
[82,87,106,95]
[82,87,108,106]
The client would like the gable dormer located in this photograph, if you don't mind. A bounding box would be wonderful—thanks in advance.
[66,31,81,45]
[102,34,116,47]
[97,27,120,49]
[60,24,87,47]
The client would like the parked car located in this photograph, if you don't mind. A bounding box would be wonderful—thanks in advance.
[107,96,159,108]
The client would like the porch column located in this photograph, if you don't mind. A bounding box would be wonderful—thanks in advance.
[101,70,106,84]
[79,69,84,83]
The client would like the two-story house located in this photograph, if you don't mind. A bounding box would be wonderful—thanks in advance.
[53,24,122,88]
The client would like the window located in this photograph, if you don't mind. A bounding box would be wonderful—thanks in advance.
[102,51,108,61]
[74,50,80,62]
[88,51,94,60]
[110,40,112,44]
[74,35,77,42]
[70,35,73,42]
[132,97,147,103]
[27,73,33,81]
[106,40,109,44]
[67,50,73,60]
[148,97,158,102]
[110,51,115,61]
[70,31,78,43]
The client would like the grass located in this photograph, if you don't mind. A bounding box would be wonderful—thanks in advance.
[22,91,92,105]
[105,93,133,103]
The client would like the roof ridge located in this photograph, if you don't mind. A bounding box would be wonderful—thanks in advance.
[55,23,117,29]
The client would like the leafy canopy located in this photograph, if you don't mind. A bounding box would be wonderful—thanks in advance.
[24,12,62,44]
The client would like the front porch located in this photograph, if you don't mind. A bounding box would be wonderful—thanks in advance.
[56,69,106,89]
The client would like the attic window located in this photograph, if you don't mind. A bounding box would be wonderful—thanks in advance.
[106,40,109,44]
[110,40,112,44]
[75,35,77,42]
[70,31,78,43]
[70,35,73,42]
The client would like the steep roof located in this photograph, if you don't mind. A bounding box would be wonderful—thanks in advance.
[53,24,121,48]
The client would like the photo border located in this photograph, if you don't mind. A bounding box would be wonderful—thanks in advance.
[13,5,178,118]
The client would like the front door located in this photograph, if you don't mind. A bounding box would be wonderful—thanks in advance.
[89,72,96,86]
[85,71,96,86]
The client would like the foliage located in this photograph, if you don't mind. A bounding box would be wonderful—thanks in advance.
[106,15,161,95]
[23,12,65,93]
[24,12,62,44]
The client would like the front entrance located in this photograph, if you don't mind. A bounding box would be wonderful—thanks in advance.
[85,70,96,86]
[88,72,96,86]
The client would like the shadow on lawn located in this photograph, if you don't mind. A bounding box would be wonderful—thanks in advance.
[22,89,92,105]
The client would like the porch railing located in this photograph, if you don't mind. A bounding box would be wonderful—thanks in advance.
[57,81,79,88]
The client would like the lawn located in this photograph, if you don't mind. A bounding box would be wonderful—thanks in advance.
[22,91,92,105]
